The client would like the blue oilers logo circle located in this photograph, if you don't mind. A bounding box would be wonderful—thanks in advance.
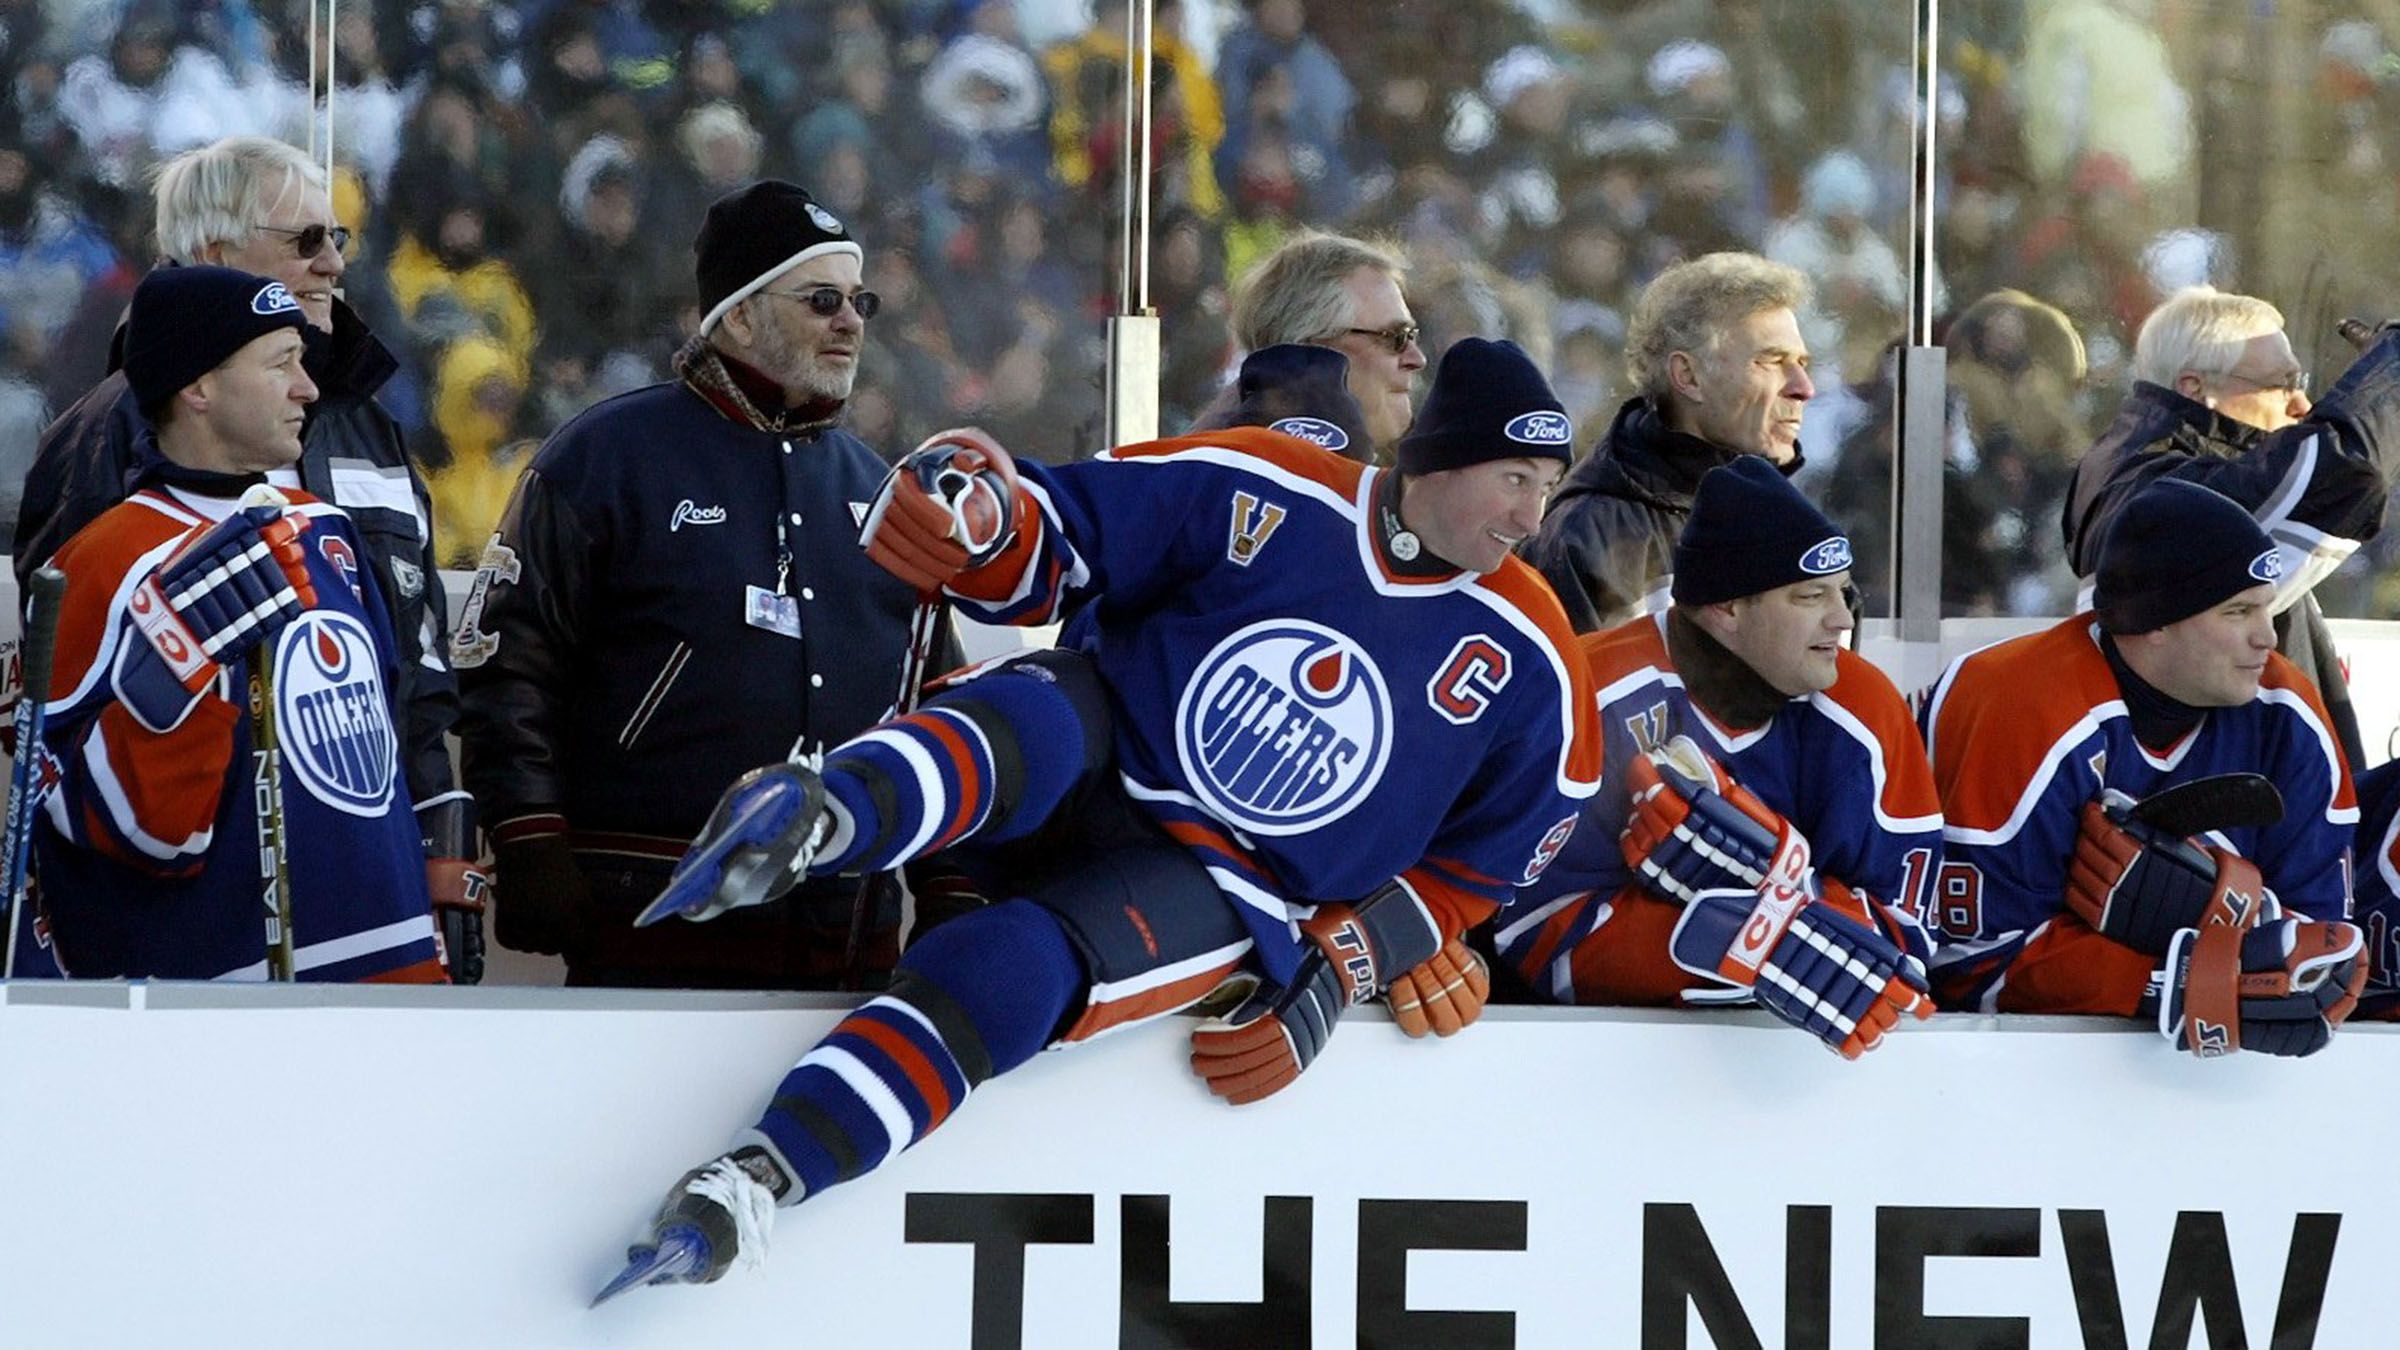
[1175,619,1393,836]
[2248,548,2284,583]
[1799,535,1854,575]
[274,611,396,818]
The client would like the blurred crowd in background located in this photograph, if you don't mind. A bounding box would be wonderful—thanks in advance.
[6,0,2400,616]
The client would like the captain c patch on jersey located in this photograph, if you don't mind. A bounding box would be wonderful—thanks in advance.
[1174,619,1392,836]
[275,611,397,818]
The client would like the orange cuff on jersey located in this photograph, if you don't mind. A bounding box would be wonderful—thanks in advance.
[1991,913,2159,1018]
[1400,863,1501,944]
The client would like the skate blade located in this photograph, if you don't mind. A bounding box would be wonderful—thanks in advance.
[589,1227,711,1307]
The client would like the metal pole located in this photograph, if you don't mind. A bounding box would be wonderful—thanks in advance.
[1892,0,1944,647]
[1104,0,1161,447]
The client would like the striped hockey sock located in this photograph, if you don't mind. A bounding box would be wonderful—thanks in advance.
[810,655,1106,874]
[746,899,1085,1199]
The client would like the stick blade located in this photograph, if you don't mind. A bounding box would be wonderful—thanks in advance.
[2127,773,2284,838]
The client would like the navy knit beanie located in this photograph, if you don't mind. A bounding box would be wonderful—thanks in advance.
[2095,479,2281,634]
[1202,343,1373,460]
[1672,456,1852,605]
[694,180,862,334]
[1394,338,1574,475]
[123,265,307,412]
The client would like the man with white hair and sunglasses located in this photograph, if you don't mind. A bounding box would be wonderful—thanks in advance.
[453,179,951,991]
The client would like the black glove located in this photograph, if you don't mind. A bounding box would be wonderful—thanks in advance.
[492,832,590,957]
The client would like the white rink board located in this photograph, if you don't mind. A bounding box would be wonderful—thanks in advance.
[2,986,2395,1349]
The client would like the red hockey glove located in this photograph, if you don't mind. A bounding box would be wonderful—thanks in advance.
[1384,937,1491,1038]
[1622,735,1810,905]
[1190,882,1446,1104]
[2156,918,2367,1058]
[859,429,1025,594]
[2067,791,2277,955]
[113,489,316,732]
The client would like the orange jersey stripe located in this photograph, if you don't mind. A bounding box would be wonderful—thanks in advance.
[1062,956,1247,1043]
[1106,425,1370,500]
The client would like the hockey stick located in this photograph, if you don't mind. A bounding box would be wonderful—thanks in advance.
[840,596,946,990]
[2,568,66,978]
[251,657,297,982]
[2125,773,2284,839]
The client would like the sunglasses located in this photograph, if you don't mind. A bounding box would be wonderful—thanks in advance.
[1335,321,1421,355]
[254,222,353,258]
[759,286,882,320]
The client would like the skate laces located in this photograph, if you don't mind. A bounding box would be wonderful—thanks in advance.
[687,1156,778,1278]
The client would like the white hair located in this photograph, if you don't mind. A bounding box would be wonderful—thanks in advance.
[150,136,328,263]
[2131,286,2284,387]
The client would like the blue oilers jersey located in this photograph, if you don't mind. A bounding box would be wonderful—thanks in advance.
[33,486,439,981]
[946,427,1603,985]
[1921,616,2355,1014]
[1497,611,1942,1005]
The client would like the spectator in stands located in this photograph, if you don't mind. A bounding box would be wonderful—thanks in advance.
[1523,252,1816,631]
[1044,0,1226,221]
[1197,230,1425,461]
[16,136,481,981]
[385,178,536,369]
[423,334,534,568]
[1215,0,1356,222]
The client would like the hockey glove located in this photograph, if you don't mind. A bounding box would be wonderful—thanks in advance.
[2154,918,2367,1058]
[1668,880,1933,1058]
[491,831,589,957]
[859,429,1025,594]
[417,792,488,985]
[2067,791,2277,955]
[113,489,317,732]
[592,1145,793,1304]
[1190,882,1447,1103]
[1622,735,1811,905]
[1384,937,1491,1038]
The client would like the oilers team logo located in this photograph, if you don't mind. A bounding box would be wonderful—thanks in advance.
[1799,535,1854,575]
[1504,410,1573,447]
[1175,619,1393,836]
[1268,416,1350,452]
[2248,548,2284,583]
[274,611,395,818]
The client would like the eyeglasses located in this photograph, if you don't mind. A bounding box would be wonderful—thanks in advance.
[2212,367,2307,399]
[757,286,882,320]
[1330,322,1421,355]
[253,222,353,258]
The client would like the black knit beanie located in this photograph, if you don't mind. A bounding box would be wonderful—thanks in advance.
[2095,479,2281,634]
[122,265,307,412]
[1393,338,1574,475]
[1672,456,1853,605]
[694,180,862,333]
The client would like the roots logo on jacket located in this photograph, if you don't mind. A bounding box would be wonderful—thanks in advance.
[275,611,396,817]
[1175,619,1392,836]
